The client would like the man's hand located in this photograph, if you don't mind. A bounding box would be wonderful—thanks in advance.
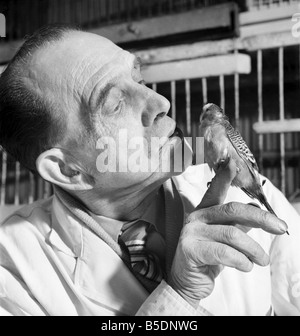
[169,159,289,309]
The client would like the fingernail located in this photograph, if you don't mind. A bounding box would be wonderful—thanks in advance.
[279,221,288,234]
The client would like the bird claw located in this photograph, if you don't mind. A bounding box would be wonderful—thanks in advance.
[216,156,231,171]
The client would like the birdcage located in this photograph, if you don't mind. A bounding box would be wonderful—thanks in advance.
[1,0,300,218]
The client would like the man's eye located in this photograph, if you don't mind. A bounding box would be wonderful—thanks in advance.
[112,100,123,114]
[138,79,146,85]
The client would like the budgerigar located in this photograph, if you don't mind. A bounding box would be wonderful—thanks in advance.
[199,103,277,217]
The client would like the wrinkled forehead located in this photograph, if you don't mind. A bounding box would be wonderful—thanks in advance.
[64,32,135,94]
[27,31,134,101]
[68,31,134,73]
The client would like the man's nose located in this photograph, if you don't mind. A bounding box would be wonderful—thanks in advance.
[141,90,171,127]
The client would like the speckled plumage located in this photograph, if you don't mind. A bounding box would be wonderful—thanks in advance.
[199,103,276,216]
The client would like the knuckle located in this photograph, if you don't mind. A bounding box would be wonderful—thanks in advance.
[185,213,195,225]
[215,244,228,262]
[180,223,206,255]
[222,226,239,242]
[183,221,197,236]
[186,210,205,225]
[223,202,238,217]
[184,213,207,237]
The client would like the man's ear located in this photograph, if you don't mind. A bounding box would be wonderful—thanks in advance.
[36,148,95,191]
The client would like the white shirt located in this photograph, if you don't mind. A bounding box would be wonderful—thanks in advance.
[0,164,300,316]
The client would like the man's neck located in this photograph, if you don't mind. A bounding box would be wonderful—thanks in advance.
[69,180,167,221]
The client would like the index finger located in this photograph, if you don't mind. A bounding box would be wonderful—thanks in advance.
[196,157,237,210]
[198,202,288,235]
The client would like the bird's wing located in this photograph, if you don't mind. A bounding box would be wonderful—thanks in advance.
[224,121,260,172]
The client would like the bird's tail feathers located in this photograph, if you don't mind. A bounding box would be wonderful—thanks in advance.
[258,193,278,217]
[258,194,277,217]
[241,187,277,217]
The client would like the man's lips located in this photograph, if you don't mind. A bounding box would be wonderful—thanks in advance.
[158,126,184,153]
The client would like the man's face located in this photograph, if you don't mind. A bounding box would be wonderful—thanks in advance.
[28,31,192,194]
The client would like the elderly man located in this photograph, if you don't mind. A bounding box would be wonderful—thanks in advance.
[0,25,299,316]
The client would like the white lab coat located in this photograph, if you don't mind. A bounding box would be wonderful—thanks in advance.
[0,164,300,316]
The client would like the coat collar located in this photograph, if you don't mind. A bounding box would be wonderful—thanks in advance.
[48,195,83,258]
[47,178,185,314]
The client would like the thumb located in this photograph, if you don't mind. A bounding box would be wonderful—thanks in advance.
[196,157,237,210]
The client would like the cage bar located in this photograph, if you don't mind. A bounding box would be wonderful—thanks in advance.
[14,161,20,206]
[44,181,52,199]
[219,75,225,111]
[234,73,240,129]
[0,151,7,205]
[279,47,286,195]
[171,81,177,120]
[28,173,35,204]
[257,49,264,171]
[202,78,208,105]
[185,79,192,135]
